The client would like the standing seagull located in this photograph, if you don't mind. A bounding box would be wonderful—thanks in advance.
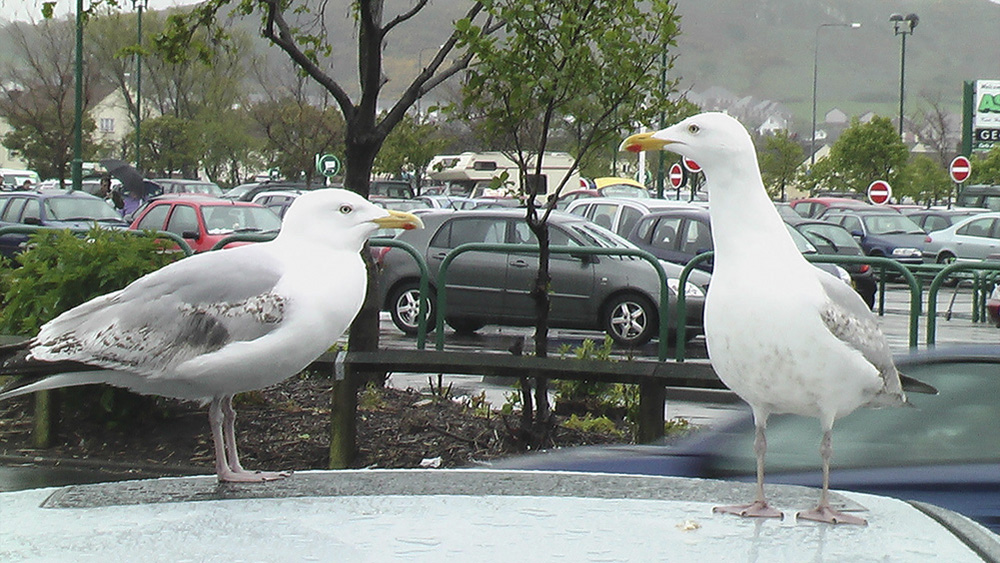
[0,189,422,482]
[621,113,933,525]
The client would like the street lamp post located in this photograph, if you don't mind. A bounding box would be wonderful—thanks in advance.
[810,22,861,167]
[890,13,919,138]
[72,0,84,192]
[133,0,147,171]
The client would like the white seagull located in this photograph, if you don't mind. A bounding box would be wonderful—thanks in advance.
[0,189,422,482]
[621,113,934,525]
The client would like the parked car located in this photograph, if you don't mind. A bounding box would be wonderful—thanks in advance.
[904,208,984,233]
[492,345,1000,534]
[987,282,1000,327]
[250,190,305,218]
[0,168,41,190]
[786,218,878,309]
[149,178,225,198]
[956,184,1000,212]
[0,190,127,258]
[565,197,694,237]
[129,195,282,252]
[375,209,711,347]
[922,212,1000,264]
[789,197,875,219]
[223,181,318,201]
[589,177,650,199]
[821,210,926,264]
[371,180,415,199]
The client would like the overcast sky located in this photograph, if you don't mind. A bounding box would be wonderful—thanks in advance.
[0,0,202,23]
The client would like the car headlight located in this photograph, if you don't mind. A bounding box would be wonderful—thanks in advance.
[891,247,921,257]
[667,278,705,298]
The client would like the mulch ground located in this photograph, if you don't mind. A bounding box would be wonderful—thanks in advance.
[0,374,629,477]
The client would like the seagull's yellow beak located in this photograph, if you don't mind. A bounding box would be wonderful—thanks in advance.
[373,210,424,230]
[619,132,673,153]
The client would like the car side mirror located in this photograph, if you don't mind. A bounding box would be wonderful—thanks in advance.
[850,230,863,238]
[182,231,200,240]
[573,253,598,264]
[23,217,42,226]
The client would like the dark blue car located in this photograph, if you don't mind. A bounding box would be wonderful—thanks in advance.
[0,190,128,258]
[822,210,926,264]
[493,346,1000,534]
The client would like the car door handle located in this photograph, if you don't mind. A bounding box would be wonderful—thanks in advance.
[509,259,529,268]
[432,252,448,260]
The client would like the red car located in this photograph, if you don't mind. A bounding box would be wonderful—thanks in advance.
[130,195,282,252]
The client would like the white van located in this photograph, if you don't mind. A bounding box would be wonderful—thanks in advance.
[426,151,581,197]
[0,168,41,190]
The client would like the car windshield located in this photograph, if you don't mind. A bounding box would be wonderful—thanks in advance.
[861,213,924,235]
[785,224,817,254]
[202,205,282,234]
[45,197,121,221]
[797,224,860,252]
[600,184,648,199]
[705,361,1000,474]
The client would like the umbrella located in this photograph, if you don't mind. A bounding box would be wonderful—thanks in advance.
[100,159,146,195]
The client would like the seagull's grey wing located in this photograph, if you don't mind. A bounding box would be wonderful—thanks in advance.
[31,247,285,375]
[816,271,904,396]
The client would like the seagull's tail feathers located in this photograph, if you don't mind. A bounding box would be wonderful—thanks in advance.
[900,373,938,395]
[0,372,120,401]
[2,339,116,401]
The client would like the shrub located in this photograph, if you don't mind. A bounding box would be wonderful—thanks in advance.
[0,227,179,335]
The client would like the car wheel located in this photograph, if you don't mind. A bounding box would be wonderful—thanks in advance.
[602,293,657,347]
[446,318,485,335]
[388,282,435,335]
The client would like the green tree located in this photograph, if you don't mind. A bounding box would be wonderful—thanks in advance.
[454,0,682,443]
[758,130,804,201]
[198,106,263,188]
[249,97,345,186]
[373,113,451,190]
[970,145,1000,185]
[137,114,204,177]
[802,116,908,195]
[902,155,951,204]
[0,19,103,184]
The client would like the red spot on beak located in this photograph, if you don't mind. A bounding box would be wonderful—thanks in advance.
[625,144,642,153]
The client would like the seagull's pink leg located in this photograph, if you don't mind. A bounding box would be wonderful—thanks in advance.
[714,424,783,519]
[210,395,290,483]
[797,430,867,525]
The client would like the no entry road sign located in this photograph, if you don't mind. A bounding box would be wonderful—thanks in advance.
[949,156,972,183]
[867,180,892,205]
[682,157,701,174]
[668,162,685,188]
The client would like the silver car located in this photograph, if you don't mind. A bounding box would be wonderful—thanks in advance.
[922,211,1000,263]
[375,209,710,347]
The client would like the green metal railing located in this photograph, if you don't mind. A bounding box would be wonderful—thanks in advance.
[210,231,278,250]
[926,261,1000,346]
[0,225,194,256]
[370,238,431,349]
[435,243,673,360]
[675,252,925,362]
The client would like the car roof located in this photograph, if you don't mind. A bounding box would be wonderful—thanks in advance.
[148,195,264,207]
[0,189,102,199]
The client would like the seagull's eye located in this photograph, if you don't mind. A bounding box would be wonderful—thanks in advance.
[688,124,700,134]
[339,205,353,214]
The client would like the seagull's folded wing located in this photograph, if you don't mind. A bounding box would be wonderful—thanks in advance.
[31,247,285,376]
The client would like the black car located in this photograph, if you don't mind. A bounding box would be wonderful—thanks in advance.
[492,345,1000,535]
[903,208,984,234]
[786,217,878,309]
[0,190,128,258]
[375,209,711,347]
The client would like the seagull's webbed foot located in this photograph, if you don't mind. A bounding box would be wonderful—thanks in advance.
[713,500,784,519]
[797,505,867,526]
[217,468,292,483]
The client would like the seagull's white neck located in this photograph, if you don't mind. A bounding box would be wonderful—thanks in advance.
[704,152,803,268]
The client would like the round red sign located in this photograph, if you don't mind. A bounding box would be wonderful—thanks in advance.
[668,162,685,188]
[682,157,701,174]
[867,180,892,205]
[949,156,972,183]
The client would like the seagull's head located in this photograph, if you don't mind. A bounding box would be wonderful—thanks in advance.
[619,112,755,176]
[279,189,423,250]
